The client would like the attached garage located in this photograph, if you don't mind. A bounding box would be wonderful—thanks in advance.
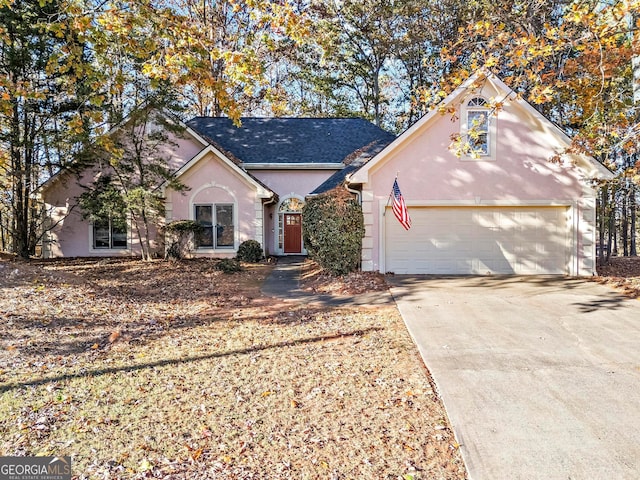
[384,206,571,275]
[349,71,612,277]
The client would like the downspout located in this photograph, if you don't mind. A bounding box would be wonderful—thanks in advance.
[344,175,363,270]
[344,174,361,204]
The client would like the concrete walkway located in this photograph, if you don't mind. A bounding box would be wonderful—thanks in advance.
[388,275,640,480]
[260,256,393,307]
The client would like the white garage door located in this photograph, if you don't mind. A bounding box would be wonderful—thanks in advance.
[385,206,570,275]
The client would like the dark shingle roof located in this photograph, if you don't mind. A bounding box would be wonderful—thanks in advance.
[186,117,395,165]
[309,139,392,195]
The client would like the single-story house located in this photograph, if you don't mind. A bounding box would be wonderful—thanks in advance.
[40,116,395,259]
[40,71,612,275]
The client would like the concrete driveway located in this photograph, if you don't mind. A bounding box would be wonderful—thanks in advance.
[387,275,640,480]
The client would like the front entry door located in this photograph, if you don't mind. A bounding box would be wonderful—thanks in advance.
[283,214,302,253]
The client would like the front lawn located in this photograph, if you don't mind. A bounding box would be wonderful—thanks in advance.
[0,257,466,479]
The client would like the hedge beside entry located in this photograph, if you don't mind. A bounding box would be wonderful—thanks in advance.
[302,189,364,276]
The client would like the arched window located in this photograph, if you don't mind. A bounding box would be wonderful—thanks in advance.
[466,97,490,156]
[467,97,487,107]
[278,197,304,213]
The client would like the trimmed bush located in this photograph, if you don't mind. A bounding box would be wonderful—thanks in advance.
[236,240,264,263]
[302,188,364,275]
[215,258,242,273]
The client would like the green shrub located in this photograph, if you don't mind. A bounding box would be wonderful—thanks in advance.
[215,258,242,273]
[236,240,264,263]
[164,220,204,260]
[302,189,364,275]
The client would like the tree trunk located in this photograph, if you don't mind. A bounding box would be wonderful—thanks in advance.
[630,185,637,256]
[621,193,628,256]
[373,66,381,127]
[140,208,153,261]
[10,99,28,258]
[598,187,606,265]
[607,187,615,263]
[0,211,5,251]
[129,211,147,261]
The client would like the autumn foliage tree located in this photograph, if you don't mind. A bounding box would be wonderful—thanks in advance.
[1,0,638,262]
[0,0,309,257]
[291,0,461,131]
[0,0,102,257]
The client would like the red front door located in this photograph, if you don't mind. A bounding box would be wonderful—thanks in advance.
[283,214,302,253]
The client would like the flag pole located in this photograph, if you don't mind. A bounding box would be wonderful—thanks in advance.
[383,172,399,216]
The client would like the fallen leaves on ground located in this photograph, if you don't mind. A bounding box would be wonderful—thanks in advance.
[0,256,466,480]
[300,259,388,295]
[594,256,640,299]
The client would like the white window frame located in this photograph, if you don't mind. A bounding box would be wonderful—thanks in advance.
[461,96,497,161]
[194,203,236,251]
[275,195,306,255]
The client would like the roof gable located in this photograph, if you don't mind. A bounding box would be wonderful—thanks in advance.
[186,117,396,166]
[39,110,210,196]
[349,70,612,184]
[166,145,274,199]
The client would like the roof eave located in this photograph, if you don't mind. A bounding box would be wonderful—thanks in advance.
[349,71,488,185]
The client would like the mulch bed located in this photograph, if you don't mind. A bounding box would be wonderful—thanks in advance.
[300,259,388,295]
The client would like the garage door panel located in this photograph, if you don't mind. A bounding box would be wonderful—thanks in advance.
[385,206,570,275]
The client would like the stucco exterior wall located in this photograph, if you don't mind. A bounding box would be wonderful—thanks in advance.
[162,129,206,172]
[42,125,206,258]
[250,169,338,255]
[359,80,598,275]
[42,170,152,258]
[166,152,264,257]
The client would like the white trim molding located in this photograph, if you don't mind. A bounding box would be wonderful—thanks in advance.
[190,182,239,253]
[274,194,307,256]
[87,215,133,255]
[374,199,584,276]
[243,163,341,170]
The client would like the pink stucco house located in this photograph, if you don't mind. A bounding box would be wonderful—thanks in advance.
[40,116,394,259]
[40,71,611,275]
[348,71,612,275]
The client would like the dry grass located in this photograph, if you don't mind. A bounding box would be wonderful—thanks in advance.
[0,257,466,480]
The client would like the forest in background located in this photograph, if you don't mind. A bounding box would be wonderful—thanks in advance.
[0,0,638,261]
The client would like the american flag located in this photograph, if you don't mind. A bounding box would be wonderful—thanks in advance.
[392,179,411,230]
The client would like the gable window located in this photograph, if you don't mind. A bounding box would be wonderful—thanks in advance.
[195,204,234,249]
[93,216,127,249]
[466,97,489,156]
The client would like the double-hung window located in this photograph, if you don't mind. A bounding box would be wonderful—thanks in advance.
[194,204,234,249]
[93,216,127,249]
